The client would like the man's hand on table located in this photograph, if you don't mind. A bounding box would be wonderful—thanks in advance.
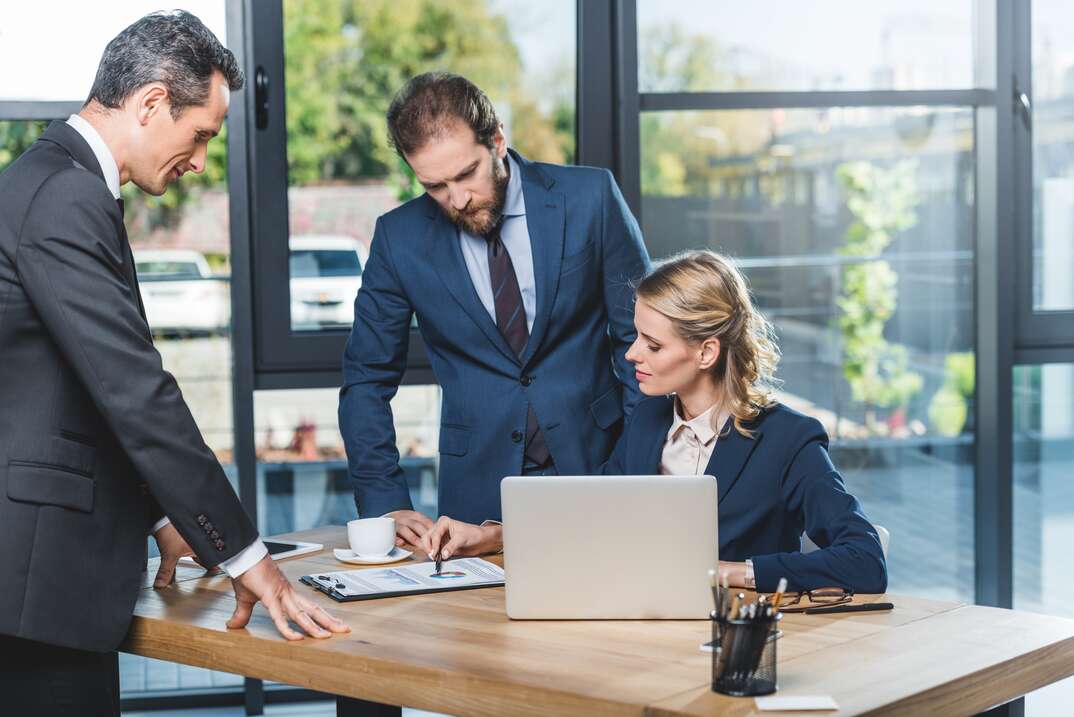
[386,509,435,550]
[227,555,351,641]
[422,516,502,561]
[152,522,205,588]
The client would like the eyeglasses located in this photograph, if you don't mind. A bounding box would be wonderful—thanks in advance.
[773,588,853,613]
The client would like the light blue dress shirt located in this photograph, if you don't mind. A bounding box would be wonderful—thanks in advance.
[458,153,536,333]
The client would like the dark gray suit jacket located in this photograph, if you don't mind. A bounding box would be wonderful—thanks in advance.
[0,121,258,652]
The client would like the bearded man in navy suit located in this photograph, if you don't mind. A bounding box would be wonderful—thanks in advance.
[339,72,650,558]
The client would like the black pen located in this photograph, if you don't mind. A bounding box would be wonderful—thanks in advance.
[804,602,894,615]
[434,553,443,576]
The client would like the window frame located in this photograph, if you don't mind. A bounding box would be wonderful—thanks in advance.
[243,0,580,389]
[1014,0,1074,353]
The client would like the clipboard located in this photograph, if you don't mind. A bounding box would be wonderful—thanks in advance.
[300,557,505,603]
[300,574,503,602]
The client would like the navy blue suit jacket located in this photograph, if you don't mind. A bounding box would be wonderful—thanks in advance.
[340,151,651,524]
[603,397,887,593]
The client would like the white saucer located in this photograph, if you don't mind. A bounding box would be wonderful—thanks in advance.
[333,546,412,565]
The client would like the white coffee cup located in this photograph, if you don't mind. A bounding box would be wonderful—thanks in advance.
[347,517,396,557]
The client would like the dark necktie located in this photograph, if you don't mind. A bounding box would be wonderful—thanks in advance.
[485,222,550,467]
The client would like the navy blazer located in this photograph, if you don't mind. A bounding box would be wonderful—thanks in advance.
[603,397,887,593]
[340,150,651,524]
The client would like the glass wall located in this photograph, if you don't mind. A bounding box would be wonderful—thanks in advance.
[282,0,576,332]
[637,0,979,93]
[253,385,441,536]
[259,0,576,538]
[636,3,978,601]
[1031,1,1074,312]
[1014,363,1074,715]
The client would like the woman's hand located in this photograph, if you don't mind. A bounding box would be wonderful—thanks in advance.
[718,560,751,589]
[421,516,503,561]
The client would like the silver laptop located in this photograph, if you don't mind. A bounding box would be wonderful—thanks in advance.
[501,474,717,619]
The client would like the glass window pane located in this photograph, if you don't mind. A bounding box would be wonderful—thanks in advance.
[0,2,226,101]
[1013,363,1074,713]
[282,0,576,332]
[0,121,48,170]
[641,106,976,600]
[254,386,441,534]
[123,134,240,698]
[637,1,978,93]
[1032,1,1074,312]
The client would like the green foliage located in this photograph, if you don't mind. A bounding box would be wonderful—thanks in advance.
[1,1,574,231]
[283,0,572,193]
[928,352,975,436]
[638,23,724,92]
[391,154,423,203]
[835,161,924,433]
[0,121,48,173]
[636,24,772,198]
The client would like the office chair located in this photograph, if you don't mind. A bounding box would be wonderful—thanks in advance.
[801,524,889,561]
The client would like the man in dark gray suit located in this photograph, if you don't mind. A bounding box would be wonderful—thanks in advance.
[0,11,347,716]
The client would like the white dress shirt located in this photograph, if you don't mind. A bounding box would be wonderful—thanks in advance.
[66,114,121,199]
[65,114,267,579]
[659,399,731,476]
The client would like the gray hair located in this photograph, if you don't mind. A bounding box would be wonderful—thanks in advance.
[86,10,243,119]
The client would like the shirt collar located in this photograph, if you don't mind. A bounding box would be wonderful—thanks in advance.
[667,397,726,446]
[66,114,121,200]
[501,152,525,218]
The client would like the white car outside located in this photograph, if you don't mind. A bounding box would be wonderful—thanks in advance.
[289,235,368,330]
[134,249,230,335]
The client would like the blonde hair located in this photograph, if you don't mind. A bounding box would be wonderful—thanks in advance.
[636,251,781,437]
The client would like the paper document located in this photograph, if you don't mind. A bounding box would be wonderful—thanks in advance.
[754,695,839,711]
[305,557,504,600]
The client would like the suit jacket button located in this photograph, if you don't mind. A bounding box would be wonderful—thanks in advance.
[215,540,225,550]
[520,375,532,387]
[204,522,214,532]
[197,515,208,526]
[511,430,523,443]
[210,530,220,540]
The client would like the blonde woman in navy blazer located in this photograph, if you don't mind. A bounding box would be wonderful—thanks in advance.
[603,251,887,594]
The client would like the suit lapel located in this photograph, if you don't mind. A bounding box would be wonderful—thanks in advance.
[645,400,676,473]
[706,419,763,503]
[424,207,519,366]
[39,121,106,186]
[514,152,564,367]
[40,121,147,323]
[118,221,147,321]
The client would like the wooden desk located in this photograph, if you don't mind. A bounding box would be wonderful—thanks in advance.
[123,526,1074,716]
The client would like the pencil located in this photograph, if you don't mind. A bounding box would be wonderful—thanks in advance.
[728,592,742,620]
[770,577,788,613]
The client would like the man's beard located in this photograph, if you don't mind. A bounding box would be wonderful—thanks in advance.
[445,153,509,236]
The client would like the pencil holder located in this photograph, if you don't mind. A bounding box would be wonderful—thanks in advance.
[710,613,782,697]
